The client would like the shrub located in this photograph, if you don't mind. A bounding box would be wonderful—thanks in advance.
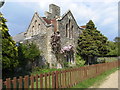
[76,55,85,67]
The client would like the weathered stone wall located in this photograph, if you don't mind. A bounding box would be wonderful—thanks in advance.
[25,13,47,38]
[46,26,57,67]
[57,11,81,63]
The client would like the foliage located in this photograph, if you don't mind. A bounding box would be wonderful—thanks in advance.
[114,37,120,56]
[77,20,109,65]
[114,37,120,42]
[18,42,41,67]
[51,31,61,54]
[75,55,85,66]
[107,41,118,56]
[64,62,69,68]
[1,13,19,74]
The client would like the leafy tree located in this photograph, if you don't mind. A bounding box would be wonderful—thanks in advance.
[77,20,109,65]
[0,13,19,76]
[114,37,120,42]
[107,41,118,56]
[18,42,41,69]
[114,37,120,56]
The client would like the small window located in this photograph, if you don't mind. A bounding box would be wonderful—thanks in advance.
[35,20,37,23]
[32,26,34,36]
[32,26,34,30]
[38,24,40,28]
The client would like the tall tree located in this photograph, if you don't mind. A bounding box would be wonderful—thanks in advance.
[0,13,19,76]
[77,20,109,65]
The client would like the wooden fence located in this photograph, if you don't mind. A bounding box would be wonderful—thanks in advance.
[2,60,120,89]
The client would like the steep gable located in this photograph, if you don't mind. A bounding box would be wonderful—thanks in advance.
[58,10,78,26]
[25,12,49,38]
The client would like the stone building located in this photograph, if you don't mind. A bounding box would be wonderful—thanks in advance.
[13,4,83,68]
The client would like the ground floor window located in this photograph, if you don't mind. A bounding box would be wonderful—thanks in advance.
[66,51,74,63]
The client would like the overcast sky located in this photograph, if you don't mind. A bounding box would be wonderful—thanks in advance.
[1,0,119,41]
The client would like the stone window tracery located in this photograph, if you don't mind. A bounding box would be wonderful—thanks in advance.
[65,19,73,39]
[66,24,68,37]
[71,25,73,38]
[37,24,40,34]
[68,20,70,38]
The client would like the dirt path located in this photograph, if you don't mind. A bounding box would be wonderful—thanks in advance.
[90,70,119,88]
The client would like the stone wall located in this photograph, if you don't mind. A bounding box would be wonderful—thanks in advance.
[57,11,80,63]
[25,13,47,38]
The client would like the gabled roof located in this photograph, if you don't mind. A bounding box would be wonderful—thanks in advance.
[26,12,52,33]
[57,10,80,29]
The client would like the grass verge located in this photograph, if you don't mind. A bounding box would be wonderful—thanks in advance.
[72,67,119,89]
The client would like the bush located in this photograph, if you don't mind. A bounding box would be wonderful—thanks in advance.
[64,62,69,68]
[76,55,85,67]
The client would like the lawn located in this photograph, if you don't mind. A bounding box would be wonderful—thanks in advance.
[97,57,118,63]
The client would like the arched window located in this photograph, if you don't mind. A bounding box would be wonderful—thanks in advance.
[38,24,40,29]
[38,24,40,34]
[66,24,68,37]
[35,20,37,24]
[32,26,34,36]
[35,20,37,34]
[68,20,70,38]
[71,25,73,39]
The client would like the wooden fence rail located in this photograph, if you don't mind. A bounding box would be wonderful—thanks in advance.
[2,60,120,89]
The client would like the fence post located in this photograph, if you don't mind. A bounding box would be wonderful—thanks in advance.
[44,73,48,88]
[12,77,17,88]
[52,72,55,88]
[40,74,43,89]
[65,70,67,88]
[70,69,72,87]
[48,73,51,88]
[30,75,34,89]
[35,74,38,88]
[55,71,58,88]
[18,76,22,88]
[24,75,29,89]
[6,78,11,88]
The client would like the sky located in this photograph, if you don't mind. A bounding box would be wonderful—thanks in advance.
[1,0,119,41]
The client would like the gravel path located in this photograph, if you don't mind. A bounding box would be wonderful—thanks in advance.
[90,70,119,88]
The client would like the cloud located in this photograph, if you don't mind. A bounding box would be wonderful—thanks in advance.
[6,0,119,2]
[102,18,114,26]
[4,0,118,41]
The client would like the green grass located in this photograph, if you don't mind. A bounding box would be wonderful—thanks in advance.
[97,57,117,63]
[72,67,119,89]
